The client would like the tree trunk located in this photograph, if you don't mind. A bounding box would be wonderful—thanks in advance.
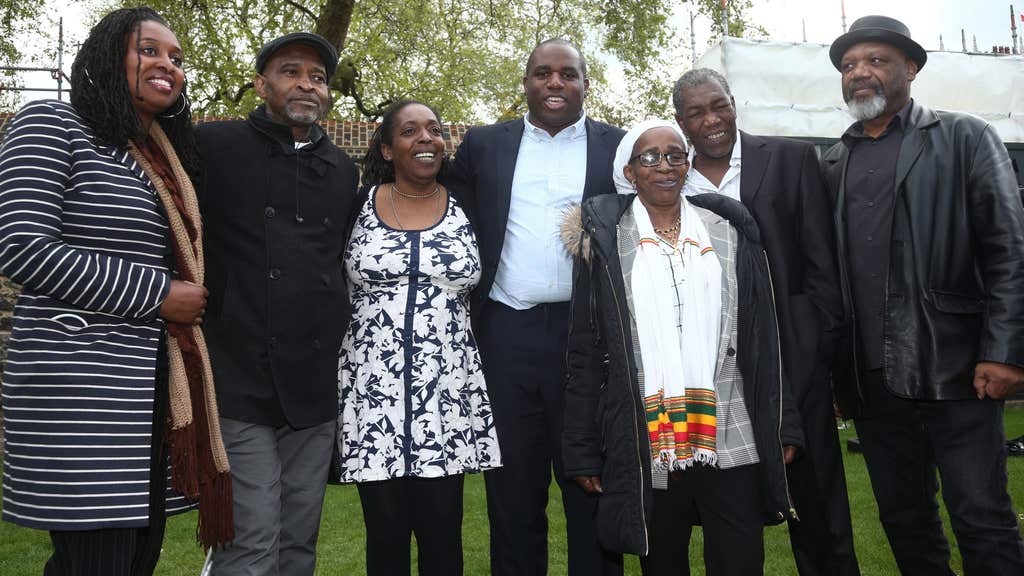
[316,0,356,52]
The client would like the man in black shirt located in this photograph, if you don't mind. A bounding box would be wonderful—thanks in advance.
[822,15,1024,575]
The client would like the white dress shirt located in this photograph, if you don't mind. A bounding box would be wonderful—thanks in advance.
[490,113,588,309]
[682,131,743,201]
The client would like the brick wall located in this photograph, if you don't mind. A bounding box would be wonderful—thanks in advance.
[0,112,471,375]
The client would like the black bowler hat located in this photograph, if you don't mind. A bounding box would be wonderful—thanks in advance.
[829,15,927,71]
[256,32,339,82]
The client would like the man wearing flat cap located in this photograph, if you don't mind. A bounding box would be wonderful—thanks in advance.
[198,32,358,575]
[822,15,1024,575]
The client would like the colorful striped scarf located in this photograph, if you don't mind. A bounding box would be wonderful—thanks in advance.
[631,198,722,470]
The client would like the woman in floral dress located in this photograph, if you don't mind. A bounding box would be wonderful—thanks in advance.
[337,100,501,576]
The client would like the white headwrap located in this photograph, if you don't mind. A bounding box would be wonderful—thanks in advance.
[612,119,687,195]
[614,119,722,471]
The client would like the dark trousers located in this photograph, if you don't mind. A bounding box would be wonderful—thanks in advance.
[357,475,465,576]
[641,464,764,576]
[785,372,860,576]
[45,338,169,576]
[854,370,1024,576]
[478,300,623,576]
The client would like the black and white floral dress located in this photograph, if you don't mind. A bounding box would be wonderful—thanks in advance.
[337,187,502,482]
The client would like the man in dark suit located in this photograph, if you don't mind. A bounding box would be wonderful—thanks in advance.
[198,33,358,575]
[673,68,859,576]
[822,15,1024,574]
[448,38,625,576]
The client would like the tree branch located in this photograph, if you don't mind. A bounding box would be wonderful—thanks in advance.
[284,0,317,21]
[229,81,255,104]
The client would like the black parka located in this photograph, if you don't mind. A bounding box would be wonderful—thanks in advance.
[562,192,804,556]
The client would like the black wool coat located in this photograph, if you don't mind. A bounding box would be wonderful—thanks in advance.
[198,106,359,429]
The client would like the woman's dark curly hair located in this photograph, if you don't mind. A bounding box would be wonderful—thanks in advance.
[70,7,200,180]
[361,99,451,186]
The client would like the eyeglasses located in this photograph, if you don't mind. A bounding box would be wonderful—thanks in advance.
[629,151,689,167]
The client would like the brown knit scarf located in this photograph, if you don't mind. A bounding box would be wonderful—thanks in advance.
[128,124,234,549]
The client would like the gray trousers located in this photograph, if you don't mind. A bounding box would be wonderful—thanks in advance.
[210,417,333,576]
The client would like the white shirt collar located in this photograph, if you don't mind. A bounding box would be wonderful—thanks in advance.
[687,130,742,165]
[682,131,744,201]
[523,111,588,141]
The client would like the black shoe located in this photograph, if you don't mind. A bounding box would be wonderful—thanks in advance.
[1008,435,1024,457]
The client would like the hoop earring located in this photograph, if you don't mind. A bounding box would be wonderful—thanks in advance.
[159,92,190,118]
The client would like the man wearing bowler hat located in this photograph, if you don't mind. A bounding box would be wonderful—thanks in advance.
[198,32,358,575]
[822,15,1024,575]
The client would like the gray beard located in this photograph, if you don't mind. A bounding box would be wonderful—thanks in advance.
[847,93,887,121]
[285,104,322,126]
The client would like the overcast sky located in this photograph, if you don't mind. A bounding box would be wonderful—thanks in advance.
[741,0,1020,51]
[6,0,1024,111]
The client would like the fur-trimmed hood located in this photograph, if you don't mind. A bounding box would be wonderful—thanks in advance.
[560,202,590,261]
[560,193,634,264]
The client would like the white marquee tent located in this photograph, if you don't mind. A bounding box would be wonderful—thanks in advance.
[695,38,1024,143]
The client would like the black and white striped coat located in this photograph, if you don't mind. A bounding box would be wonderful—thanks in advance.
[0,100,190,530]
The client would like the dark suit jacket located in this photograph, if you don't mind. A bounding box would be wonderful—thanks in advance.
[739,132,844,404]
[447,117,626,318]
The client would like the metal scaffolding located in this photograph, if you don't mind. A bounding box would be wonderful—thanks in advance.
[0,19,70,101]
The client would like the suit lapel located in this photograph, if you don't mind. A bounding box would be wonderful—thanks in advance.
[492,119,525,240]
[582,118,609,201]
[739,131,769,206]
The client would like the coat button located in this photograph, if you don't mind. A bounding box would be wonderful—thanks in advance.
[265,206,276,218]
[727,347,736,356]
[323,217,332,228]
[269,268,281,280]
[268,336,277,348]
[312,339,321,350]
[321,273,330,286]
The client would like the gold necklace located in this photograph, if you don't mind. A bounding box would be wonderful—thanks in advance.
[391,182,439,199]
[389,184,444,230]
[653,217,681,235]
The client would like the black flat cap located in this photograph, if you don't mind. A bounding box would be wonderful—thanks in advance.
[830,15,927,71]
[256,32,339,82]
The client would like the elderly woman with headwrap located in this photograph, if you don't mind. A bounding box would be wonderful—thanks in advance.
[560,120,804,576]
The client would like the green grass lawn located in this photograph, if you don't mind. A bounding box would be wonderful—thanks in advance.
[3,407,1023,575]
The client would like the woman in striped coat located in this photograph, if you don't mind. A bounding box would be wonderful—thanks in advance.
[0,8,231,574]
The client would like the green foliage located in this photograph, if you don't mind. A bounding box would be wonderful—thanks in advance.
[4,0,769,121]
[0,2,38,67]
[0,2,45,108]
[697,0,768,40]
[91,0,762,124]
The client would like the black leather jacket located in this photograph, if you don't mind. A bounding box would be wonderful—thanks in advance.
[561,193,803,556]
[822,102,1024,415]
